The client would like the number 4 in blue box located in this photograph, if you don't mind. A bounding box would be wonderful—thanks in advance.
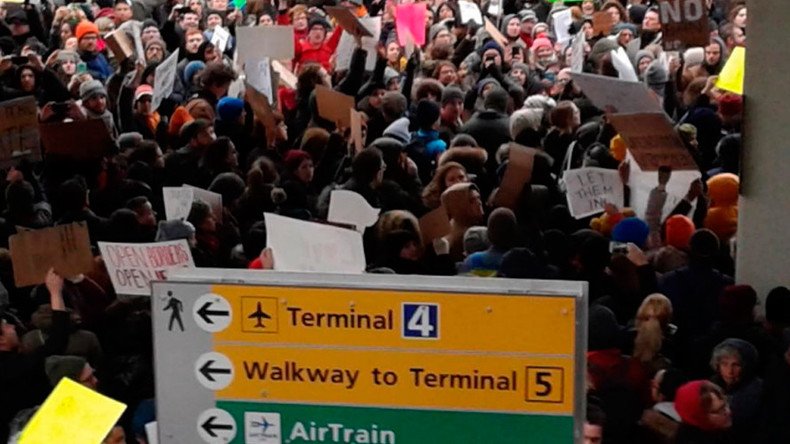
[402,303,439,339]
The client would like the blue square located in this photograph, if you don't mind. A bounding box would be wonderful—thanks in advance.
[402,303,439,339]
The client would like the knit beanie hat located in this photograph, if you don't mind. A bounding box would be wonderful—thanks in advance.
[429,23,447,42]
[675,380,720,430]
[684,47,704,67]
[383,67,400,86]
[707,173,739,207]
[645,59,669,85]
[183,60,206,85]
[283,150,311,172]
[145,38,166,52]
[611,217,649,247]
[75,21,100,41]
[664,215,695,250]
[45,355,86,387]
[168,106,194,137]
[185,98,215,121]
[79,79,107,101]
[635,49,655,67]
[476,77,501,96]
[308,17,330,32]
[156,219,196,240]
[56,50,81,64]
[134,84,153,103]
[383,117,411,144]
[208,172,246,204]
[484,87,509,114]
[588,304,620,351]
[718,94,743,118]
[441,86,464,106]
[463,226,489,255]
[415,99,441,130]
[216,97,244,122]
[531,36,553,52]
[766,286,790,324]
[478,40,503,57]
[689,228,720,260]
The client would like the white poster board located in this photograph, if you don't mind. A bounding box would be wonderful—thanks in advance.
[264,212,366,273]
[570,72,664,114]
[152,49,179,112]
[163,187,194,221]
[626,151,701,221]
[99,240,195,296]
[552,8,573,44]
[562,167,625,219]
[210,26,230,53]
[336,17,382,72]
[327,190,380,232]
[458,1,483,25]
[244,57,273,102]
[236,25,294,67]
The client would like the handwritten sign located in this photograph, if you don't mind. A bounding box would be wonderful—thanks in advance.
[99,240,195,296]
[609,113,698,171]
[265,212,366,273]
[244,56,273,102]
[571,72,664,114]
[396,3,427,46]
[211,26,230,53]
[562,167,624,218]
[0,96,40,167]
[9,223,93,287]
[458,1,483,25]
[659,0,709,50]
[152,48,179,112]
[19,378,126,444]
[552,8,573,44]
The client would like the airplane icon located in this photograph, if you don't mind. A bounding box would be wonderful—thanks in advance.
[251,417,275,433]
[248,302,272,328]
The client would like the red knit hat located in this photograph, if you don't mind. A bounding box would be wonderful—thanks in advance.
[531,37,553,52]
[75,21,100,41]
[675,380,720,431]
[283,150,311,171]
[664,215,695,250]
[718,93,743,118]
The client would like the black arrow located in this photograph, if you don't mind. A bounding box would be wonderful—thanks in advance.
[199,359,231,382]
[201,416,233,438]
[197,301,229,324]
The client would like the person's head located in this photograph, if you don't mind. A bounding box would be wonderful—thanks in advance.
[440,86,464,120]
[430,23,452,46]
[284,150,314,184]
[5,9,30,36]
[651,368,687,403]
[642,7,661,32]
[437,2,455,20]
[520,10,537,35]
[531,37,555,64]
[144,38,166,63]
[185,28,205,53]
[479,41,503,67]
[60,21,75,44]
[45,355,98,390]
[584,403,605,444]
[376,210,422,246]
[415,99,441,131]
[729,5,747,29]
[605,2,625,24]
[675,380,732,430]
[433,61,457,86]
[505,15,521,39]
[188,199,217,243]
[141,22,161,44]
[126,196,157,228]
[704,39,723,67]
[664,214,695,250]
[509,62,529,86]
[103,426,125,444]
[206,10,224,29]
[17,66,35,93]
[258,12,274,26]
[718,284,757,326]
[484,87,509,114]
[682,77,708,107]
[550,100,581,131]
[0,313,20,351]
[113,0,133,25]
[181,118,216,149]
[189,0,204,16]
[80,79,108,114]
[129,140,165,169]
[486,207,518,251]
[581,0,597,15]
[719,23,745,50]
[209,0,226,11]
[75,21,100,53]
[204,136,238,170]
[199,61,237,98]
[352,148,386,187]
[765,286,790,328]
[613,23,635,47]
[179,10,200,31]
[711,338,758,388]
[386,40,402,64]
[216,96,245,123]
[133,84,154,115]
[633,293,673,363]
[307,18,330,46]
[290,5,308,31]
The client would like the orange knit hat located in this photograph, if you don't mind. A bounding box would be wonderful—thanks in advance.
[75,21,100,41]
[168,106,194,137]
[664,215,695,250]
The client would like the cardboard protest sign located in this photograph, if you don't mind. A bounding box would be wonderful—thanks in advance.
[418,207,450,246]
[9,223,93,287]
[245,82,277,145]
[552,8,574,44]
[609,113,698,171]
[659,0,709,50]
[104,28,135,62]
[326,6,373,37]
[264,212,366,273]
[116,20,144,61]
[350,108,364,153]
[163,187,194,220]
[492,144,537,209]
[328,190,380,232]
[236,25,294,66]
[19,378,126,444]
[210,25,231,53]
[592,11,614,36]
[484,17,509,48]
[716,46,744,95]
[336,16,382,71]
[562,167,625,219]
[40,118,112,160]
[99,240,195,296]
[396,3,427,46]
[0,96,40,167]
[315,85,355,128]
[571,72,664,114]
[184,185,223,222]
[272,60,298,89]
[244,56,273,102]
[458,0,483,25]
[152,48,179,112]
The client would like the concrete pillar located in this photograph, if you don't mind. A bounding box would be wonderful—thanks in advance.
[736,0,790,300]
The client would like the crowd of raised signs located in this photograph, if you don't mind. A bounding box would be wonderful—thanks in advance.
[0,0,788,442]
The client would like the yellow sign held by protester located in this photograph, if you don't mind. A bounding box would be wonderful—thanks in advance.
[19,378,126,444]
[716,46,745,95]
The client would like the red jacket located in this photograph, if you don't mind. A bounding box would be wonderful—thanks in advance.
[293,27,343,72]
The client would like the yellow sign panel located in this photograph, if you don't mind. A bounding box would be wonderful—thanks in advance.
[216,345,574,415]
[20,378,126,444]
[211,285,576,355]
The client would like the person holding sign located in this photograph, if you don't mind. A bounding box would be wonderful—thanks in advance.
[293,17,344,73]
[0,269,68,441]
[75,21,113,82]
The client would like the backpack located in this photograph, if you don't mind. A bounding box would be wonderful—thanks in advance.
[405,132,436,185]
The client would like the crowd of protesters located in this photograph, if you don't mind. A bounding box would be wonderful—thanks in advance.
[0,0,788,442]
